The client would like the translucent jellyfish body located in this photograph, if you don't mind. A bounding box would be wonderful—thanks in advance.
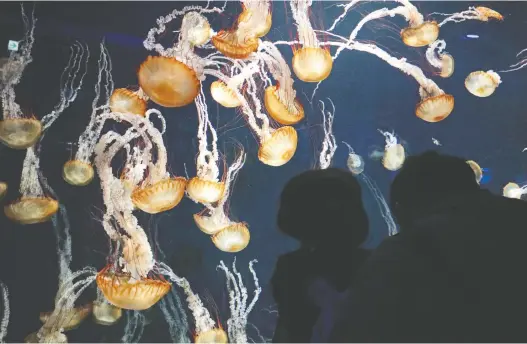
[210,81,242,108]
[416,94,455,123]
[401,21,440,47]
[0,118,42,149]
[475,6,503,21]
[137,56,200,107]
[186,177,225,204]
[96,268,171,311]
[292,47,333,82]
[92,301,122,326]
[347,153,365,176]
[465,70,501,97]
[195,328,229,344]
[184,12,212,46]
[62,160,95,186]
[440,54,455,78]
[109,88,147,116]
[264,85,305,125]
[237,7,272,38]
[212,31,259,59]
[466,160,483,184]
[131,177,187,214]
[212,223,250,253]
[39,304,92,331]
[0,182,7,201]
[4,197,59,224]
[258,126,298,167]
[382,144,405,171]
[193,212,231,235]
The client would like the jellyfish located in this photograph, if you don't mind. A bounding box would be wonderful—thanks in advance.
[0,182,7,201]
[195,329,228,344]
[109,88,148,117]
[212,223,251,253]
[6,43,88,224]
[92,298,122,326]
[210,81,242,108]
[466,160,483,184]
[503,182,527,199]
[379,130,405,171]
[0,282,9,343]
[431,6,503,27]
[187,90,225,204]
[318,99,337,170]
[0,6,40,149]
[426,40,454,78]
[290,0,333,82]
[185,11,213,46]
[212,0,271,59]
[465,70,501,97]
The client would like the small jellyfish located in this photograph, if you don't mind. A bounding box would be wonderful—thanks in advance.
[264,85,305,125]
[193,212,231,235]
[212,223,250,253]
[401,21,440,47]
[62,160,95,186]
[131,177,187,214]
[466,160,483,184]
[109,88,147,116]
[186,177,225,204]
[39,304,92,331]
[212,31,259,59]
[475,7,504,21]
[137,56,200,108]
[415,93,455,123]
[379,130,405,171]
[184,12,213,46]
[0,182,7,201]
[92,301,122,326]
[0,118,42,149]
[237,5,272,38]
[195,328,228,343]
[465,70,501,97]
[4,197,59,225]
[210,81,242,108]
[292,47,333,82]
[440,53,455,78]
[257,126,298,167]
[343,141,365,176]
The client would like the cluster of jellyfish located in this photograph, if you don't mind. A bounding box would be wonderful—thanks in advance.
[1,0,527,343]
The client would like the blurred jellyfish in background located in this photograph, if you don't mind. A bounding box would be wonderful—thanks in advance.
[0,182,7,201]
[502,182,527,199]
[121,311,146,344]
[466,160,483,184]
[378,130,405,172]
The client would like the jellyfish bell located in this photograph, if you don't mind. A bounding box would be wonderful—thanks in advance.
[292,47,333,83]
[63,160,95,186]
[195,328,229,344]
[92,301,122,326]
[258,126,298,167]
[211,30,259,59]
[210,81,242,108]
[4,197,59,225]
[212,222,250,253]
[440,54,454,78]
[0,182,7,201]
[475,7,503,21]
[465,70,501,97]
[466,160,483,184]
[39,304,93,331]
[193,209,231,235]
[137,56,200,108]
[131,177,187,214]
[347,153,365,176]
[264,85,305,125]
[0,118,42,149]
[186,177,225,204]
[416,94,455,123]
[382,144,405,171]
[109,88,147,117]
[96,266,171,311]
[237,7,272,38]
[401,21,440,47]
[503,182,523,199]
[184,12,212,46]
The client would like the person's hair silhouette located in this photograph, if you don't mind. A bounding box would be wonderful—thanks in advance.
[272,168,370,343]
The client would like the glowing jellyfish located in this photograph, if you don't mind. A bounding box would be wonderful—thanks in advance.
[63,160,94,186]
[342,142,364,176]
[318,99,337,170]
[465,70,501,97]
[4,196,58,224]
[0,118,42,149]
[109,88,148,117]
[290,0,333,82]
[415,92,454,123]
[212,31,259,60]
[210,81,242,108]
[440,54,455,78]
[401,21,439,47]
[258,126,298,167]
[379,130,405,171]
[184,11,212,46]
[264,86,304,125]
[466,160,483,184]
[195,328,228,343]
[0,182,7,201]
[132,177,187,214]
[237,0,272,38]
[39,304,92,331]
[212,223,250,253]
[426,40,454,78]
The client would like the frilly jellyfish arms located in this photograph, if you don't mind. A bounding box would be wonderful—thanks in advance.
[121,311,146,343]
[425,40,454,78]
[217,259,261,344]
[0,282,9,343]
[431,6,503,27]
[318,98,337,170]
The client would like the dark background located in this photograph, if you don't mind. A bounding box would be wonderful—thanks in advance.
[0,1,525,342]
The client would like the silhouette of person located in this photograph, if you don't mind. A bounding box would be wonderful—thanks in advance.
[331,151,527,342]
[271,168,370,343]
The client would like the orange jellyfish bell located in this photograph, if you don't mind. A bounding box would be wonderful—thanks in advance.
[193,210,231,235]
[264,85,305,125]
[186,177,225,204]
[210,81,242,108]
[39,304,93,331]
[292,47,333,83]
[466,160,483,184]
[465,71,500,97]
[109,88,147,116]
[0,182,7,201]
[4,197,59,225]
[96,266,171,311]
[401,21,439,47]
[137,56,200,108]
[440,54,454,78]
[475,7,503,21]
[0,118,42,149]
[212,30,259,59]
[63,160,95,186]
[92,301,122,326]
[212,223,250,253]
[131,177,187,214]
[382,144,405,171]
[237,8,272,38]
[195,328,229,344]
[416,94,454,123]
[258,126,298,167]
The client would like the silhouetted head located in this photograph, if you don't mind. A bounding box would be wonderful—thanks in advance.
[277,168,368,249]
[390,151,480,228]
